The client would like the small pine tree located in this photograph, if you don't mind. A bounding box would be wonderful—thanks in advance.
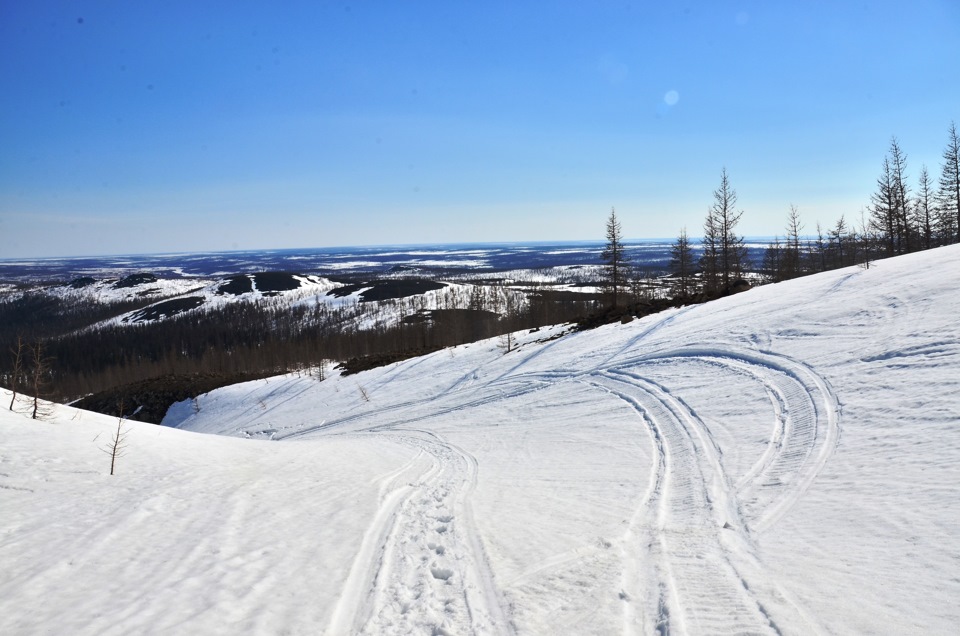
[498,330,516,353]
[700,206,721,294]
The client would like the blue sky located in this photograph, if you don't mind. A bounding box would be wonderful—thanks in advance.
[1,1,958,258]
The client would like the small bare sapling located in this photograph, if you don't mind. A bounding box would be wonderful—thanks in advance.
[103,400,129,476]
[8,335,25,411]
[498,330,516,354]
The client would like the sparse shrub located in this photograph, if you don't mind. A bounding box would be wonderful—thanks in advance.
[102,401,128,476]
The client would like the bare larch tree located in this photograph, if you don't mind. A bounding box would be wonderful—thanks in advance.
[601,207,629,308]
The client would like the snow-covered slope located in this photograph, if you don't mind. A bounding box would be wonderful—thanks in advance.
[3,246,960,635]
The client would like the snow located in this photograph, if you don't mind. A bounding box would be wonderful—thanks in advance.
[3,245,960,635]
[0,406,414,635]
[320,260,384,270]
[98,274,341,326]
[45,276,207,304]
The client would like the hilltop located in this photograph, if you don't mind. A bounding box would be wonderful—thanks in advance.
[2,245,959,635]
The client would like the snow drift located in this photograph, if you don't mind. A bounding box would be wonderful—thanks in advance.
[2,245,959,635]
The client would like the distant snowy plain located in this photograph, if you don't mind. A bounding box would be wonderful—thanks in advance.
[0,239,773,281]
[0,241,671,281]
[2,246,959,635]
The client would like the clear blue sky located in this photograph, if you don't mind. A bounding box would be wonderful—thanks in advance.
[1,1,958,258]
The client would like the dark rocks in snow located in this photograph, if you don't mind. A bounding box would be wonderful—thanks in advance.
[114,273,158,288]
[66,276,97,289]
[728,278,751,295]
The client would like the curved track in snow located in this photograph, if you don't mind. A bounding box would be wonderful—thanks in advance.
[607,346,841,534]
[307,337,841,635]
[588,374,783,634]
[265,317,842,635]
[581,344,839,634]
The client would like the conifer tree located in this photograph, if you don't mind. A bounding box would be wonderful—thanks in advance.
[669,228,695,297]
[701,168,747,293]
[700,206,721,293]
[830,216,849,268]
[783,204,804,279]
[601,207,629,308]
[761,236,784,283]
[29,341,52,420]
[938,121,960,244]
[914,165,936,250]
[871,137,911,254]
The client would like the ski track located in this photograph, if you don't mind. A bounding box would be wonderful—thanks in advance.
[489,328,583,383]
[281,371,560,441]
[327,431,513,636]
[601,305,697,369]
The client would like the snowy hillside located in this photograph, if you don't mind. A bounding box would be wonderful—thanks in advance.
[45,272,341,325]
[13,268,541,332]
[3,246,960,635]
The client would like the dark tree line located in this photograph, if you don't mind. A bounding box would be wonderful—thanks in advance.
[760,212,873,282]
[760,123,960,282]
[867,127,960,255]
[664,122,960,292]
[663,168,750,299]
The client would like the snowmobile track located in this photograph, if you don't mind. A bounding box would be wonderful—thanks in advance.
[588,374,782,635]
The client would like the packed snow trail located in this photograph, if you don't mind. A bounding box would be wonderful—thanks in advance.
[590,375,780,634]
[327,431,512,635]
[257,343,838,633]
[606,347,841,534]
